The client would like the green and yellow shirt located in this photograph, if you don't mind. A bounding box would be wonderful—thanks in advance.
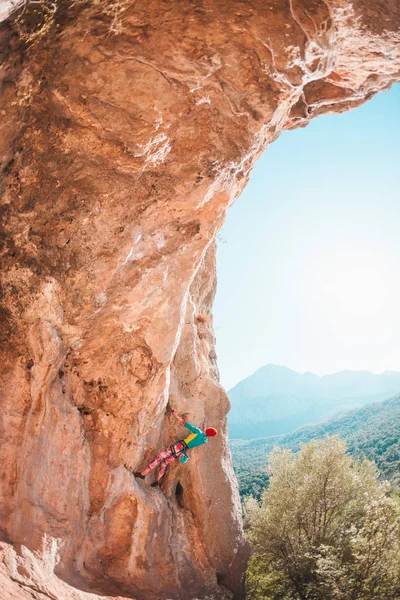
[183,421,208,448]
[174,420,208,463]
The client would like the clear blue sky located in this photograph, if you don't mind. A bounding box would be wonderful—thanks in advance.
[214,84,400,391]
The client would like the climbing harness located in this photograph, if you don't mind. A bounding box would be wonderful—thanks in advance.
[170,439,188,459]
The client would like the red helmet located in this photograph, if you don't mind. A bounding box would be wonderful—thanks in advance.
[205,427,218,437]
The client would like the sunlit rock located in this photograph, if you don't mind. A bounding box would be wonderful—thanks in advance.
[0,0,399,598]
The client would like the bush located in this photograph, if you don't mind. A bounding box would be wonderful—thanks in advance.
[245,437,400,600]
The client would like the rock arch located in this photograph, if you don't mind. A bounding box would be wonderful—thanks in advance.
[0,1,399,598]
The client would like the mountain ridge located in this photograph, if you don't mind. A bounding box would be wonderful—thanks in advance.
[228,364,400,439]
[231,393,400,498]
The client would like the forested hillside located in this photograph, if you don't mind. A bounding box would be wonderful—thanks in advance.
[231,394,400,498]
[228,364,400,439]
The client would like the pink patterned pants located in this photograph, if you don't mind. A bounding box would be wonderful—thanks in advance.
[147,446,176,477]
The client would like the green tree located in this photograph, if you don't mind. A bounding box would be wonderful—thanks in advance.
[245,437,400,600]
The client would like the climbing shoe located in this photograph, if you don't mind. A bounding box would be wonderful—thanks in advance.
[133,472,145,479]
[151,480,159,487]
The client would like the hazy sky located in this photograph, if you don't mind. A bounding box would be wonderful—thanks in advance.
[214,84,400,391]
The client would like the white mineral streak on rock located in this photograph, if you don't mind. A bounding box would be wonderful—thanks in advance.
[95,291,107,307]
[141,133,171,165]
[122,232,144,266]
[132,118,171,167]
[154,232,165,249]
[190,56,222,93]
[196,96,211,105]
[0,0,22,23]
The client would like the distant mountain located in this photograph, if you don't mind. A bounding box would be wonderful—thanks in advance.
[228,364,400,439]
[231,394,400,499]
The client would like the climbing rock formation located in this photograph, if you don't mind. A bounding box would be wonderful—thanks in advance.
[0,0,399,598]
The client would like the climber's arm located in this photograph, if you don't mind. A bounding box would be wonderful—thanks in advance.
[171,410,201,434]
[182,421,202,435]
[172,409,186,425]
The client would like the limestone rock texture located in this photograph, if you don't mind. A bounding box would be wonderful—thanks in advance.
[0,1,399,598]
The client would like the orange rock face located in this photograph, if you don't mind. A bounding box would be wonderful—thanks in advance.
[0,1,399,598]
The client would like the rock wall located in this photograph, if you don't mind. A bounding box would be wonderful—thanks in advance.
[0,1,399,599]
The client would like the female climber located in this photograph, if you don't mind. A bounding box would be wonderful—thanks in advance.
[133,410,218,486]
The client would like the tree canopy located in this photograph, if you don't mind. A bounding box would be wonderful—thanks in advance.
[232,394,400,499]
[245,437,400,600]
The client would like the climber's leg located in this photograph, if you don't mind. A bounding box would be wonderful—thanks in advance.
[151,454,176,487]
[159,454,175,479]
[133,447,171,479]
[148,448,171,470]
